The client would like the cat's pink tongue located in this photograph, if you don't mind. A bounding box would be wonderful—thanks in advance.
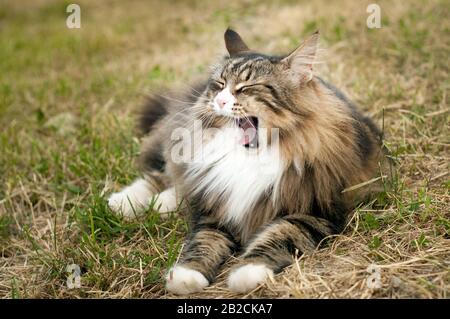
[238,119,257,145]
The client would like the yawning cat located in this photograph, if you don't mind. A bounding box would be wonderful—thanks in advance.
[108,29,383,295]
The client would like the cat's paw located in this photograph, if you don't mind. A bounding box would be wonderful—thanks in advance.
[154,187,179,214]
[107,179,152,219]
[165,265,209,295]
[108,192,143,219]
[227,263,273,293]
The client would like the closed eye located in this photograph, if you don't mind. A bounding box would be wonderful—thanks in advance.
[214,80,225,89]
[235,83,272,94]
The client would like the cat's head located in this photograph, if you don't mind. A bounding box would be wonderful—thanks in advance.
[199,28,320,135]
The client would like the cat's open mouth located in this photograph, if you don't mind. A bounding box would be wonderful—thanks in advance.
[237,116,258,148]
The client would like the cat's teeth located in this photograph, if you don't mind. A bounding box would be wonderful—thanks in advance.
[165,265,209,295]
[227,263,273,293]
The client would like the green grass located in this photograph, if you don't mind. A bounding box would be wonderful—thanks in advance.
[0,0,448,298]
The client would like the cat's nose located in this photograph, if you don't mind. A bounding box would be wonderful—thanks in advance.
[216,97,227,109]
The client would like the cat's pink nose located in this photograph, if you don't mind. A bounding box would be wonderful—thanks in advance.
[216,97,227,109]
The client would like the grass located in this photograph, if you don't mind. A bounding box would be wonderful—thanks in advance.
[0,0,448,298]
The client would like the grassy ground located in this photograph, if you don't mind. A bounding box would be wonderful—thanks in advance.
[0,0,448,298]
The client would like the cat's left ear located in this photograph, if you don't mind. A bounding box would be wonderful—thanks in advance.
[281,31,319,84]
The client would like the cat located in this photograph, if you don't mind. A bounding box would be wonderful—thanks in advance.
[108,29,384,295]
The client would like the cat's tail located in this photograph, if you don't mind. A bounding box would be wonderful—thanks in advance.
[137,95,169,135]
[138,82,206,135]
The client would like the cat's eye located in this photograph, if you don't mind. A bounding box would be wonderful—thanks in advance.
[214,80,225,89]
[235,86,246,93]
[236,83,275,96]
[235,83,260,94]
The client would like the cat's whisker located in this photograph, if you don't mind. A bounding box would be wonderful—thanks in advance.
[181,84,204,97]
[163,104,211,124]
[154,93,199,106]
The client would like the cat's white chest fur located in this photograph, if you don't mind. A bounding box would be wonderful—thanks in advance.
[187,128,284,226]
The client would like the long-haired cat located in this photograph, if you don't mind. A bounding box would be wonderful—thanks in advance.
[108,29,383,294]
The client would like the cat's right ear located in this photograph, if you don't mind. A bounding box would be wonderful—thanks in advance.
[224,28,250,57]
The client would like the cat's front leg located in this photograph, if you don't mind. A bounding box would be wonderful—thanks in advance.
[228,215,336,293]
[166,218,238,295]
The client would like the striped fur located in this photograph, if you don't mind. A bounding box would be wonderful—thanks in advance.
[110,29,384,294]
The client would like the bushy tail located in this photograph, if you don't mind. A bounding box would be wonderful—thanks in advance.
[137,95,169,135]
[138,82,206,135]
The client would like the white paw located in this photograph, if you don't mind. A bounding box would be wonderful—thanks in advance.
[227,263,273,293]
[108,179,152,219]
[154,187,179,213]
[165,265,209,295]
[108,192,143,219]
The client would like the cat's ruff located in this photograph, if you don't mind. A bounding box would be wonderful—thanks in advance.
[187,125,284,227]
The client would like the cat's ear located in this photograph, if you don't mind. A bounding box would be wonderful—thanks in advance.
[224,28,250,56]
[281,31,319,84]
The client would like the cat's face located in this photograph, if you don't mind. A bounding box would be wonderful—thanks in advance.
[199,29,319,133]
[208,54,285,127]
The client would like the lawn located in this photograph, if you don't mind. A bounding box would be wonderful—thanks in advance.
[0,0,448,298]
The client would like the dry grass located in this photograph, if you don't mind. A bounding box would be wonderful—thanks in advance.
[0,0,448,298]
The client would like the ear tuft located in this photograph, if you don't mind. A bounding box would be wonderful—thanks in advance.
[282,31,320,84]
[224,28,250,57]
